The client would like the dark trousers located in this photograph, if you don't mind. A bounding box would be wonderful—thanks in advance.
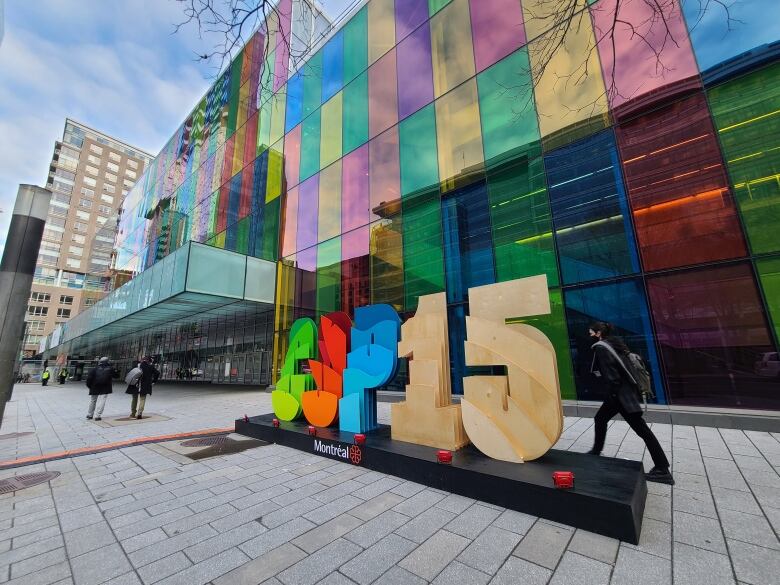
[592,396,669,469]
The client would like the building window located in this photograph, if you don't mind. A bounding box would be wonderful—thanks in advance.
[83,176,97,187]
[81,187,95,197]
[90,144,103,155]
[109,151,121,162]
[104,184,116,194]
[52,180,74,194]
[27,306,48,317]
[107,162,119,173]
[104,172,117,183]
[69,246,83,256]
[73,222,87,232]
[66,258,81,269]
[30,292,51,303]
[85,165,99,176]
[59,295,74,305]
[56,308,71,318]
[43,229,63,242]
[25,320,46,333]
[98,205,112,215]
[123,178,135,188]
[75,210,90,221]
[87,154,101,165]
[127,159,138,169]
[79,198,92,208]
[100,194,114,204]
[84,298,96,307]
[125,170,137,180]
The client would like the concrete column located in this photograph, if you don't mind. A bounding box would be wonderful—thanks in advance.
[0,185,51,424]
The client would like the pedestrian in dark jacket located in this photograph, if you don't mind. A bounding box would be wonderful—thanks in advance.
[86,357,113,421]
[128,356,159,419]
[587,322,674,485]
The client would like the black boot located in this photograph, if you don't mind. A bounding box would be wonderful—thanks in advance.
[646,466,675,485]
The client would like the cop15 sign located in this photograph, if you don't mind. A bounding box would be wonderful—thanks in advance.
[272,275,563,463]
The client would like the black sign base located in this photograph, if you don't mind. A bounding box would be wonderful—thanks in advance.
[235,414,646,544]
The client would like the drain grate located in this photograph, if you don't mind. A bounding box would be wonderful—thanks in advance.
[0,471,60,495]
[0,432,35,441]
[180,435,230,448]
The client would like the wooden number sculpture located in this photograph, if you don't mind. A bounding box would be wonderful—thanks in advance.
[272,318,317,421]
[339,304,401,433]
[391,293,469,450]
[461,276,564,462]
[303,312,351,427]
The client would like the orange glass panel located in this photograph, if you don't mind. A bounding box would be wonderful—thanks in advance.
[368,0,396,65]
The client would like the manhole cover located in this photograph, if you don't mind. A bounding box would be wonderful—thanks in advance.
[180,436,229,447]
[0,471,60,495]
[0,432,35,441]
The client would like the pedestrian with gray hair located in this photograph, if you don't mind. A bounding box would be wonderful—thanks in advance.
[86,357,113,421]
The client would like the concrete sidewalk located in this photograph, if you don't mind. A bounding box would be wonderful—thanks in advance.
[1,383,779,585]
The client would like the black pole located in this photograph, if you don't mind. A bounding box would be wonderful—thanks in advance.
[0,185,51,424]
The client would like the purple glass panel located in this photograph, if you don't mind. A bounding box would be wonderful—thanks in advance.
[342,144,370,233]
[469,0,526,73]
[281,186,298,258]
[395,0,429,43]
[296,174,319,252]
[396,23,434,120]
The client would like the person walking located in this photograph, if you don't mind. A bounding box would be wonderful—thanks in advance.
[41,369,50,386]
[132,356,159,420]
[587,322,674,485]
[86,357,113,421]
[58,368,68,384]
[125,362,143,417]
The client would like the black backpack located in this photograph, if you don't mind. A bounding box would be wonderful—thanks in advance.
[93,365,113,387]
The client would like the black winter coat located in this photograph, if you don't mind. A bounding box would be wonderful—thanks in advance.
[86,363,114,396]
[591,340,642,414]
[138,362,159,395]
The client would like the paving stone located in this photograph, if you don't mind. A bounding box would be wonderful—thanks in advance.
[718,508,780,550]
[351,478,402,501]
[154,547,249,585]
[445,504,502,539]
[673,542,735,585]
[673,488,718,519]
[394,506,457,544]
[120,528,168,554]
[277,538,362,585]
[214,543,306,585]
[344,510,408,548]
[162,503,236,537]
[610,547,671,585]
[489,556,552,585]
[491,509,536,536]
[398,530,470,582]
[624,517,672,559]
[110,509,153,530]
[10,547,67,580]
[567,530,619,565]
[435,494,476,515]
[292,514,363,554]
[210,500,281,533]
[727,539,780,585]
[70,543,133,585]
[58,505,103,533]
[340,533,417,585]
[2,560,70,585]
[184,520,266,563]
[10,525,60,549]
[260,498,322,529]
[711,487,763,516]
[130,525,218,567]
[751,484,780,510]
[318,572,358,585]
[302,495,362,525]
[63,522,116,558]
[457,526,522,575]
[431,560,490,584]
[673,472,710,492]
[644,494,672,523]
[392,489,447,518]
[549,551,611,585]
[349,492,404,522]
[240,517,317,559]
[389,481,427,498]
[0,534,64,568]
[511,520,573,570]
[673,511,727,554]
[137,551,192,584]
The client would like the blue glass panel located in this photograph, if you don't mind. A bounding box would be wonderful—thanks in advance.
[546,130,640,285]
[285,73,304,133]
[682,0,780,76]
[563,278,666,404]
[322,31,344,102]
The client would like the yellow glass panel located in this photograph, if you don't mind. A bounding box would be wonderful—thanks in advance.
[430,0,475,97]
[529,15,609,151]
[211,145,225,191]
[368,0,396,65]
[522,0,587,42]
[237,81,250,131]
[215,231,226,249]
[270,89,287,146]
[435,79,484,192]
[318,160,342,242]
[232,123,246,176]
[266,139,284,202]
[320,93,343,169]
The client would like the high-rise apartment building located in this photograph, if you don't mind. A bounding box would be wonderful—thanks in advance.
[23,120,152,356]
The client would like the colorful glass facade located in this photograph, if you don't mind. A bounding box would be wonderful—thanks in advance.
[109,0,780,409]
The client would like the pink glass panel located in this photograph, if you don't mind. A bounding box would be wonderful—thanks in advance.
[469,0,526,73]
[591,0,700,111]
[342,144,370,233]
[341,226,370,317]
[369,49,398,139]
[396,23,434,120]
[395,0,429,43]
[369,127,401,222]
[273,0,292,90]
[281,185,299,257]
[296,174,319,252]
[284,125,301,189]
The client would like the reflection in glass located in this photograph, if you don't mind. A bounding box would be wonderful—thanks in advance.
[430,0,476,97]
[435,79,484,193]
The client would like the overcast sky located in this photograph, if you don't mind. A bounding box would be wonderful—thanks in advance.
[0,0,353,254]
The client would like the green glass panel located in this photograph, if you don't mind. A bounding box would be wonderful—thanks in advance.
[756,257,780,345]
[402,188,445,310]
[399,103,439,196]
[342,72,369,155]
[429,0,452,16]
[303,52,323,118]
[343,6,368,85]
[269,89,287,146]
[236,217,250,255]
[709,62,780,254]
[477,48,540,165]
[507,289,576,399]
[186,243,245,298]
[257,99,272,155]
[262,197,281,261]
[207,191,219,240]
[316,237,341,315]
[227,49,244,137]
[487,154,559,286]
[300,109,322,182]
